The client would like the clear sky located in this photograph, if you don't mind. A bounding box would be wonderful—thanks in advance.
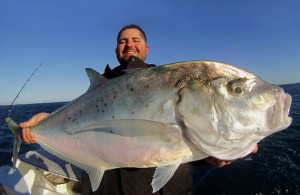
[0,0,299,105]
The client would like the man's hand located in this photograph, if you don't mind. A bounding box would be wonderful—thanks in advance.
[204,144,259,167]
[204,157,233,167]
[19,112,49,144]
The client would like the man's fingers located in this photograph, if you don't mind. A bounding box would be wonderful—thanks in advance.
[19,112,49,144]
[204,157,232,167]
[253,144,259,153]
[21,127,37,144]
[19,112,49,128]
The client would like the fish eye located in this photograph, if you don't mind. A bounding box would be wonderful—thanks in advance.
[226,80,246,95]
[232,85,243,94]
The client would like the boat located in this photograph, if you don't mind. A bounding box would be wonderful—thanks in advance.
[0,147,83,194]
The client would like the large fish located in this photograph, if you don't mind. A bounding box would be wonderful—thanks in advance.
[6,60,292,192]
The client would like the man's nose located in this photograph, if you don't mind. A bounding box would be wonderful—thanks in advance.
[126,39,134,47]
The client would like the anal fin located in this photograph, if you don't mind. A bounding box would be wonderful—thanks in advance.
[151,164,180,193]
[82,165,105,192]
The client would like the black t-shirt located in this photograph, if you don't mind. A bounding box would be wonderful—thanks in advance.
[102,56,156,79]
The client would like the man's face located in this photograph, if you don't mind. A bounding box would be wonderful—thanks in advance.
[116,28,149,64]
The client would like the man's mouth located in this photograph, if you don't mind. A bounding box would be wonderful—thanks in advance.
[124,51,136,55]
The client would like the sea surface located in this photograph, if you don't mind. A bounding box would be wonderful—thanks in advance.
[0,83,299,195]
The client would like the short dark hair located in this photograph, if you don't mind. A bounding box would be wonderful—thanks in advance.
[117,24,147,43]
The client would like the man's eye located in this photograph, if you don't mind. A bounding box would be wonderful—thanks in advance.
[133,39,140,42]
[119,40,126,44]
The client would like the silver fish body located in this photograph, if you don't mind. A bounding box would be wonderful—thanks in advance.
[6,60,292,192]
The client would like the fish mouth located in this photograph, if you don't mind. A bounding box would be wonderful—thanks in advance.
[263,90,292,135]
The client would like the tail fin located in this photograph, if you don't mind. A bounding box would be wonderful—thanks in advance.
[5,117,22,169]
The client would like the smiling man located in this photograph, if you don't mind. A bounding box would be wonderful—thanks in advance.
[20,24,258,195]
[88,24,194,195]
[102,24,153,79]
[116,25,149,64]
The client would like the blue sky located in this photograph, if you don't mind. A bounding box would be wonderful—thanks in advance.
[0,0,299,105]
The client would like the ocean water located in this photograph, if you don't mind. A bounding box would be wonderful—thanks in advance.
[0,83,299,195]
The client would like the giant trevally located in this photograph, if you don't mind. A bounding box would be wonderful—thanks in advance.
[6,60,292,192]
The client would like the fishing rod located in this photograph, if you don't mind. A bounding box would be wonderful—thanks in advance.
[0,62,44,131]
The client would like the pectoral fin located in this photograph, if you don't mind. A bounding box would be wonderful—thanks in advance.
[69,119,182,143]
[151,164,180,193]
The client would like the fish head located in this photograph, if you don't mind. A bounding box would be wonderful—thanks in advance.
[177,61,292,160]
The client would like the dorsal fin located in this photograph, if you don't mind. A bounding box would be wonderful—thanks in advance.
[85,68,107,91]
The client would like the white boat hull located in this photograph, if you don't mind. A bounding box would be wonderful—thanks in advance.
[0,148,82,195]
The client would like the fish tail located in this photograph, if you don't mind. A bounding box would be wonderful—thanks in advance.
[5,117,22,170]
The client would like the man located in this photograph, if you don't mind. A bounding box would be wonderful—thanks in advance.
[20,24,258,195]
